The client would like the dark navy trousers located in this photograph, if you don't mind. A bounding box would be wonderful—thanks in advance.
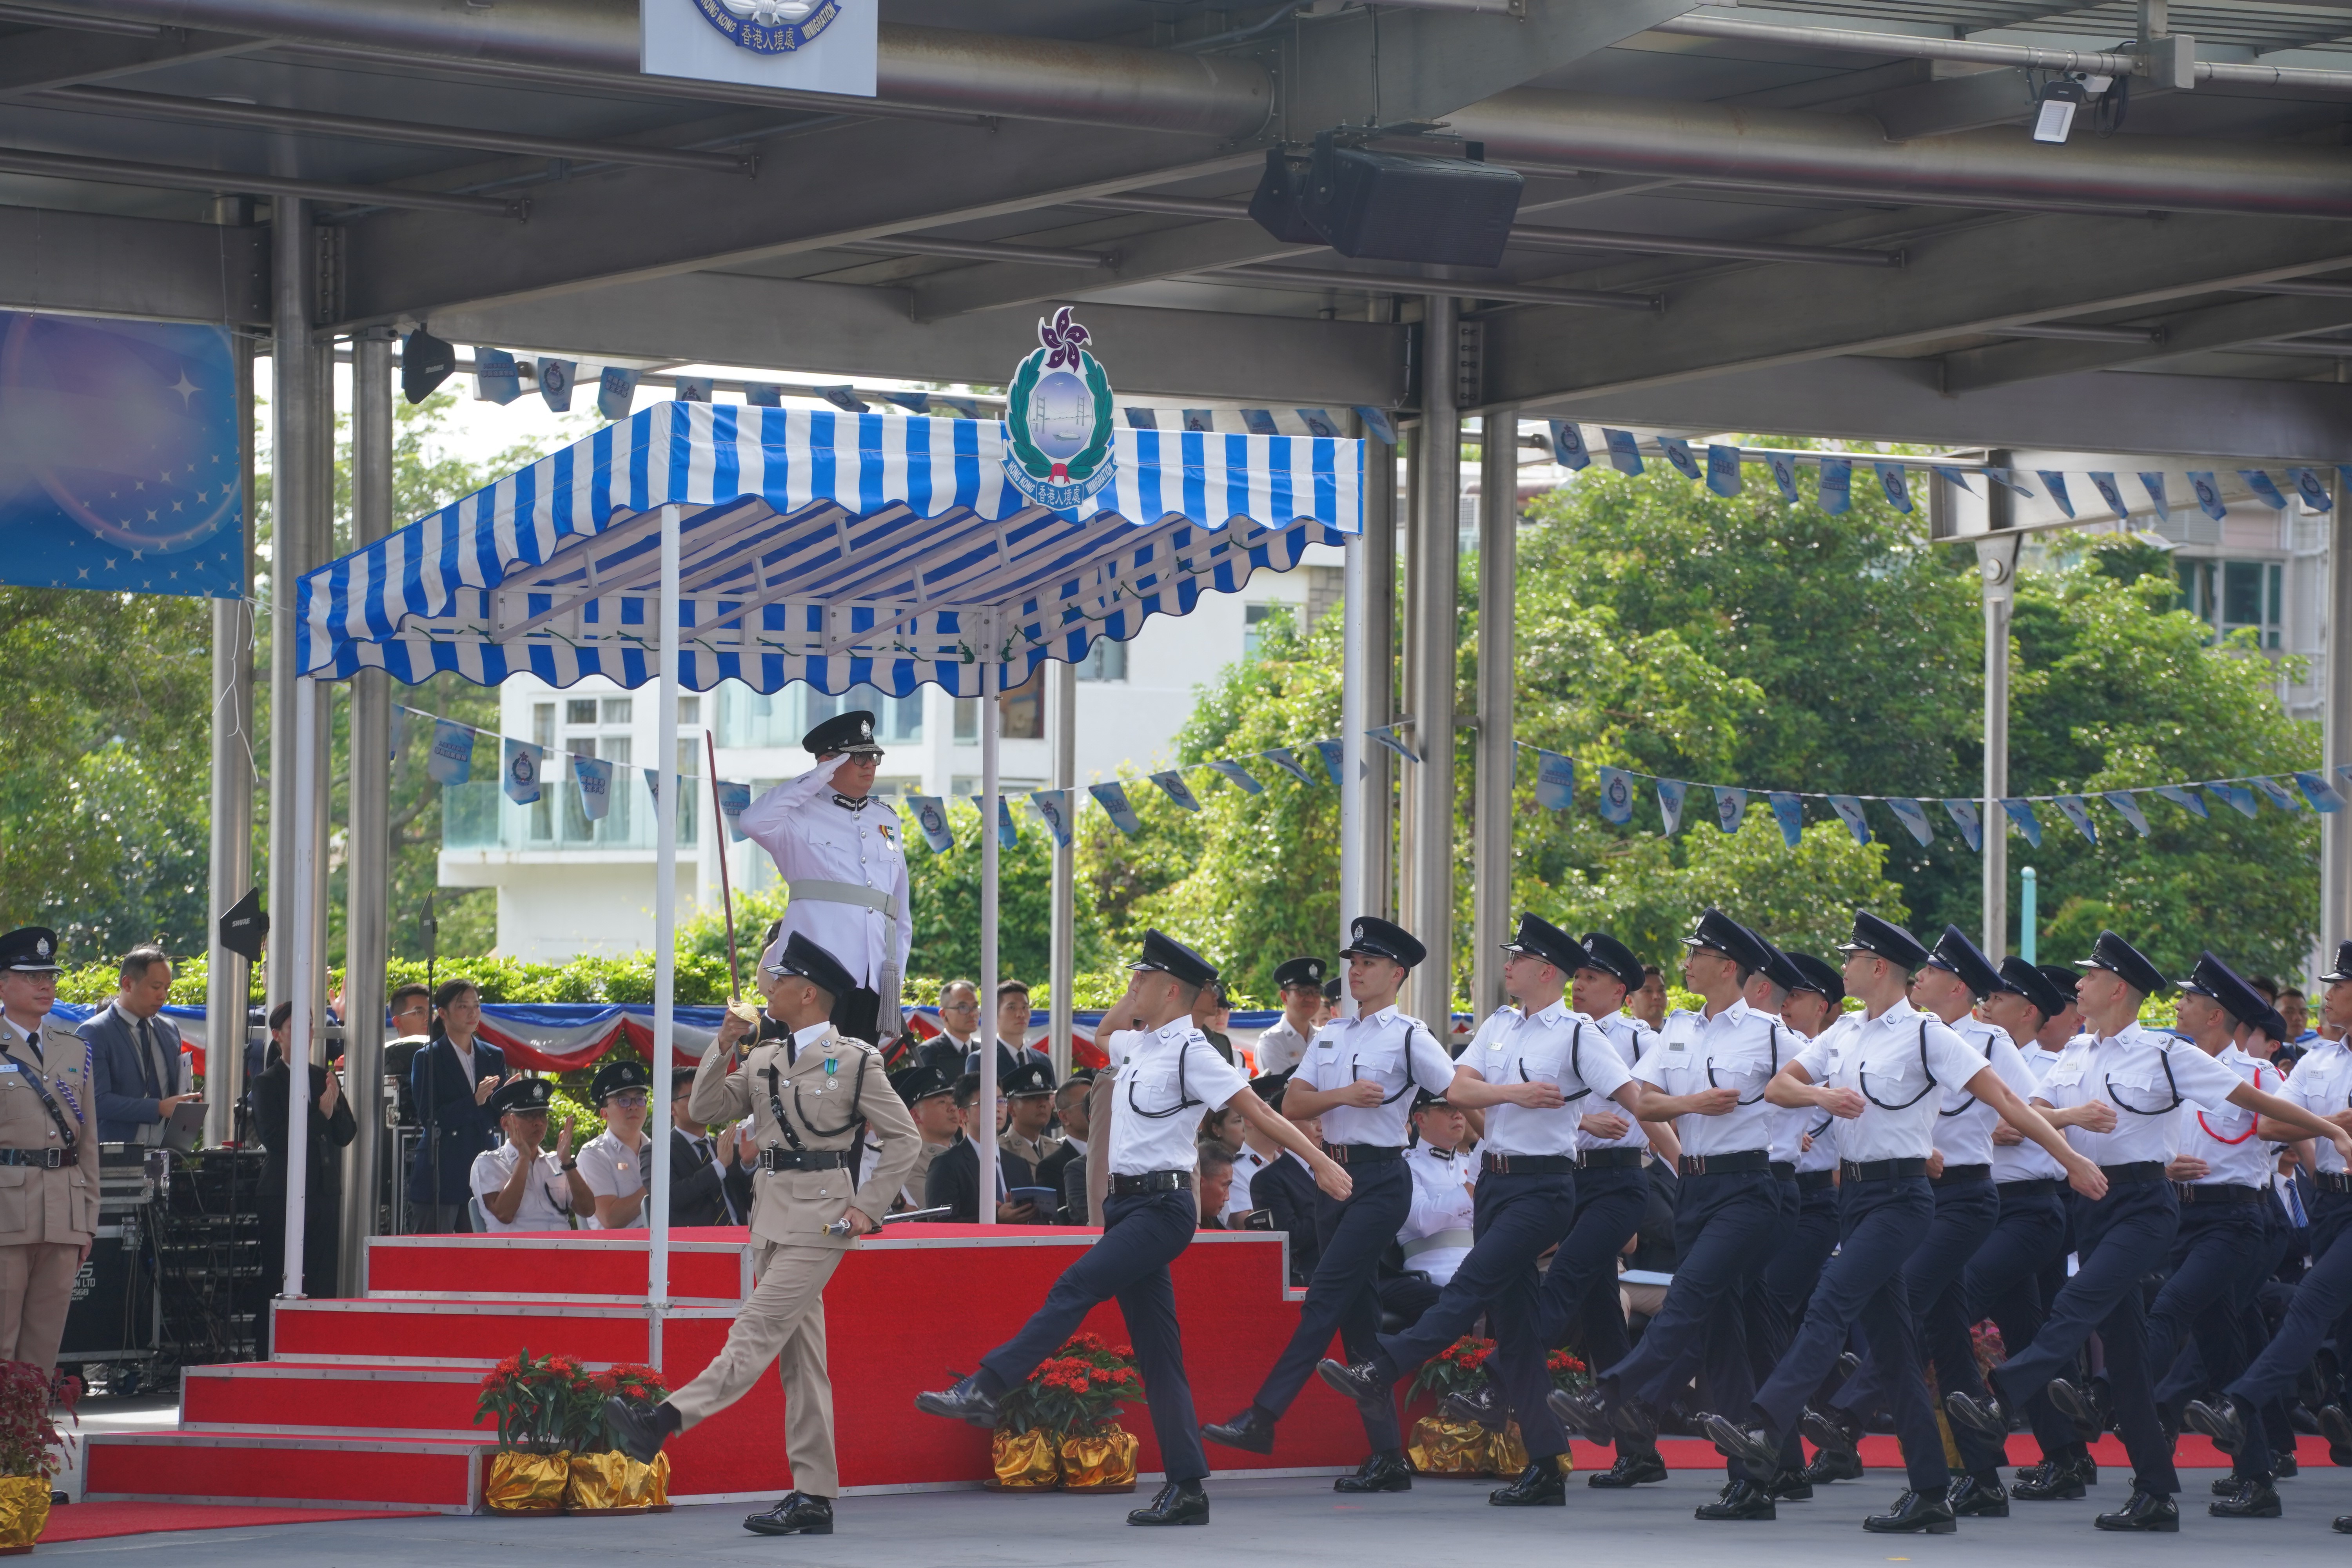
[1835,1175,2004,1475]
[1376,1169,1578,1458]
[1599,1165,1783,1481]
[1963,1180,2074,1461]
[1757,1175,1841,1323]
[977,1189,1210,1483]
[1250,1157,1410,1451]
[1534,1163,1652,1349]
[1989,1178,2181,1495]
[2146,1198,2269,1477]
[1752,1175,1949,1494]
[2227,1190,2352,1477]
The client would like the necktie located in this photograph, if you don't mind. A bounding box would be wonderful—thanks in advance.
[138,1017,162,1099]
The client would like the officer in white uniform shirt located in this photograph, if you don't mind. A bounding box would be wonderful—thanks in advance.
[1704,911,2096,1537]
[574,1057,655,1230]
[1949,931,2349,1534]
[1397,1091,1477,1290]
[1555,909,1793,1520]
[470,1077,590,1232]
[1253,958,1328,1077]
[1813,926,2031,1515]
[917,931,1349,1528]
[735,709,911,1045]
[1768,951,1851,1489]
[1319,911,1655,1510]
[1202,917,1457,1494]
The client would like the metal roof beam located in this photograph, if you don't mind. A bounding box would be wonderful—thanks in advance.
[0,21,257,93]
[0,203,268,324]
[1943,293,2352,390]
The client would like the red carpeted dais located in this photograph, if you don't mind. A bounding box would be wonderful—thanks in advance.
[42,1502,434,1541]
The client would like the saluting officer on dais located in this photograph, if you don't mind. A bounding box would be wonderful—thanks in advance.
[735,711,911,1047]
[606,932,920,1538]
[0,929,97,1374]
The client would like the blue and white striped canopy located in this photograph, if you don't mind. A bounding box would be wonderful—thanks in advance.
[296,401,1364,696]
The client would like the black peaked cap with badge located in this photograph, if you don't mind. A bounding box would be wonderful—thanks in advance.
[1247,1070,1294,1103]
[2322,940,2352,983]
[2078,929,2169,997]
[1785,952,1845,1006]
[1924,924,2004,1000]
[1682,907,1773,974]
[2036,963,2082,1003]
[490,1076,556,1117]
[1322,977,1342,1004]
[1578,931,1647,993]
[1502,911,1583,974]
[763,931,860,1002]
[1131,928,1220,989]
[802,709,884,757]
[0,927,63,974]
[1411,1086,1452,1111]
[1994,956,2066,1020]
[1341,916,1426,971]
[890,1063,955,1105]
[1836,910,1930,971]
[2177,950,2263,1025]
[1754,936,1808,998]
[1003,1059,1055,1099]
[1274,956,1328,991]
[592,1057,653,1104]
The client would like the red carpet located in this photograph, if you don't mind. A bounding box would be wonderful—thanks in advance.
[41,1502,434,1541]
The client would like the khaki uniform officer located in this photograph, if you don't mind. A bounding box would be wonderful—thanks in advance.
[0,927,98,1373]
[609,931,918,1537]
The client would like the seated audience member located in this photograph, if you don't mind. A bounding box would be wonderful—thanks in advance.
[1061,1145,1092,1227]
[1193,982,1236,1065]
[1318,978,1342,1030]
[1631,964,1670,1033]
[722,1118,757,1222]
[963,981,1054,1088]
[1036,1074,1090,1221]
[924,1073,1044,1224]
[87,944,196,1146]
[470,1077,589,1232]
[575,1058,656,1230]
[998,1060,1062,1186]
[1199,1102,1247,1159]
[1223,1070,1293,1221]
[669,1073,741,1227]
[882,1063,960,1210]
[1383,1090,1477,1324]
[1198,1144,1237,1229]
[1249,1093,1323,1285]
[916,980,983,1079]
[255,1000,359,1318]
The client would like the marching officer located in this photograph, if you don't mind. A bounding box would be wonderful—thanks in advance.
[1254,958,1329,1076]
[609,931,920,1537]
[736,711,911,1046]
[0,929,96,1374]
[1768,953,1851,1488]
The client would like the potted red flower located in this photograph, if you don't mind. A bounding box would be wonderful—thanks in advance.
[566,1364,673,1513]
[0,1365,75,1551]
[987,1333,1146,1492]
[474,1350,585,1512]
[1404,1336,1497,1476]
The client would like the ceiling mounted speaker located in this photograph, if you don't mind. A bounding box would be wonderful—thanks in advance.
[400,327,456,405]
[1300,132,1523,269]
[1247,146,1324,244]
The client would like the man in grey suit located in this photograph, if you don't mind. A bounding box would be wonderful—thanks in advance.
[85,946,196,1145]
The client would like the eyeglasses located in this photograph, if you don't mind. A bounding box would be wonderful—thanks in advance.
[607,1091,650,1108]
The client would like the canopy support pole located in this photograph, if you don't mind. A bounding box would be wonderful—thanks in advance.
[1340,523,1367,969]
[282,674,319,1305]
[978,621,1000,1226]
[1360,423,1397,926]
[339,327,394,1297]
[265,196,316,1013]
[1471,408,1518,1020]
[205,332,257,1151]
[2326,466,2352,963]
[651,501,680,1345]
[1979,464,2017,958]
[1048,656,1075,1079]
[1411,294,1462,1023]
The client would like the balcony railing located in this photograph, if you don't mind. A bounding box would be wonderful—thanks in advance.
[442,779,697,854]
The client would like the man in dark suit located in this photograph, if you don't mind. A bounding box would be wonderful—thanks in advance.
[1036,1074,1091,1222]
[405,982,506,1233]
[87,945,198,1146]
[668,1075,742,1227]
[925,1073,1044,1224]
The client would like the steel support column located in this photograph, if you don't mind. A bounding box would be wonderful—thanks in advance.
[1360,426,1397,926]
[204,332,257,1149]
[339,328,393,1294]
[1048,657,1075,1080]
[265,197,315,1011]
[1979,465,2019,957]
[2326,468,2352,961]
[1471,409,1518,1020]
[1411,296,1462,1021]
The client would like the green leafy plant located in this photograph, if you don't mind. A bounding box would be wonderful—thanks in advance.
[579,1363,670,1455]
[994,1333,1143,1436]
[1407,1335,1495,1401]
[475,1349,587,1454]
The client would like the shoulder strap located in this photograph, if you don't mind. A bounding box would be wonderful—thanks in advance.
[1918,1019,1935,1085]
[1570,1020,1583,1085]
[1768,1022,1780,1074]
[5,1043,80,1158]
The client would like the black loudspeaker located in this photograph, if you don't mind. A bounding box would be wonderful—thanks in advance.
[400,327,456,405]
[1299,132,1523,268]
[1247,146,1323,243]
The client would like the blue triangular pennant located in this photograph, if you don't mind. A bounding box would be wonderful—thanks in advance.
[2188,472,2227,521]
[1828,795,1869,845]
[2037,471,2075,518]
[2207,781,2259,818]
[2297,771,2346,812]
[1548,421,1590,470]
[596,366,639,421]
[1263,749,1316,786]
[1656,778,1689,835]
[1295,408,1342,439]
[2000,798,2043,848]
[426,719,475,786]
[1354,406,1398,445]
[2288,469,2334,512]
[1368,725,1421,764]
[501,739,544,806]
[1597,766,1635,826]
[2088,471,2129,522]
[1766,452,1800,504]
[536,358,576,413]
[716,779,751,842]
[1706,443,1743,497]
[1886,797,1934,846]
[1535,750,1575,812]
[1711,785,1746,833]
[2251,775,2302,812]
[1876,463,1913,514]
[2136,472,2169,524]
[905,793,953,852]
[1207,759,1263,795]
[997,795,1019,848]
[2154,783,2209,820]
[1152,770,1201,812]
[1818,458,1851,515]
[573,755,614,821]
[1029,789,1074,848]
[1768,791,1804,846]
[1089,782,1142,836]
[1602,428,1644,476]
[1941,798,1983,851]
[2240,470,2289,510]
[1658,436,1702,482]
[2053,794,2098,844]
[1313,740,1347,788]
[2103,791,2151,837]
[472,348,521,406]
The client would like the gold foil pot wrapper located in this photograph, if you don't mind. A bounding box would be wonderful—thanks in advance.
[0,1475,50,1548]
[564,1450,670,1511]
[1057,1426,1139,1490]
[1406,1416,1491,1477]
[989,1428,1061,1490]
[485,1450,572,1512]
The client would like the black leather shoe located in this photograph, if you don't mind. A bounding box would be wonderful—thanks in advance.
[1443,1383,1506,1432]
[2074,1451,2100,1487]
[1694,1479,1777,1520]
[1490,1460,1566,1506]
[2276,1453,2298,1478]
[1947,1473,2009,1517]
[1549,1386,1615,1445]
[1696,1411,1780,1472]
[1610,1397,1659,1442]
[1836,1350,1862,1380]
[2332,1513,2352,1534]
[2322,1403,2352,1453]
[2094,1488,2180,1532]
[1586,1449,1669,1488]
[1943,1390,2010,1442]
[743,1493,833,1536]
[1764,1469,1813,1501]
[914,1375,1000,1428]
[2009,1457,2086,1502]
[2049,1377,2097,1431]
[1803,1447,1864,1485]
[2183,1396,2246,1455]
[605,1396,675,1464]
[1128,1479,1209,1526]
[1802,1405,1862,1457]
[1865,1488,1957,1534]
[1201,1406,1277,1455]
[1315,1358,1391,1420]
[2209,1477,2282,1518]
[1334,1452,1412,1494]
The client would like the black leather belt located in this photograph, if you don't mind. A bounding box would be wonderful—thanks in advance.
[0,1149,64,1169]
[1769,1161,1796,1181]
[1932,1163,1992,1187]
[1999,1178,2063,1198]
[1322,1142,1403,1165]
[1680,1150,1771,1176]
[2101,1161,2169,1184]
[1483,1152,1578,1175]
[2177,1182,2265,1205]
[2314,1171,2352,1195]
[1842,1158,1928,1181]
[758,1147,853,1173]
[1796,1169,1835,1193]
[1109,1170,1192,1195]
[1579,1149,1646,1171]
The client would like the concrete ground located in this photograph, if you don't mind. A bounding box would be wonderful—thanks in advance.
[38,1469,2352,1566]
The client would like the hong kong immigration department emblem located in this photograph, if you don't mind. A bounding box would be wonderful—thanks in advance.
[691,0,842,53]
[1003,307,1116,511]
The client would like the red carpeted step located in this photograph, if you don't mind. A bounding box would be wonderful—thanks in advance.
[43,1501,436,1540]
[270,1299,652,1364]
[183,1364,489,1436]
[87,1433,484,1511]
[364,1232,744,1302]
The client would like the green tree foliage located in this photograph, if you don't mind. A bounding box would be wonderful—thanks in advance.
[907,798,1111,985]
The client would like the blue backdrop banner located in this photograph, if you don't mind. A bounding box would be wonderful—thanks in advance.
[0,311,244,597]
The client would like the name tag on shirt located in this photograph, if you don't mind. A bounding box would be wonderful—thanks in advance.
[1667,1040,1686,1052]
[2045,1062,2085,1088]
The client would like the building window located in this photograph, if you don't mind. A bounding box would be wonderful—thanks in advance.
[1076,639,1127,682]
[678,694,699,728]
[955,697,977,741]
[2178,558,2284,650]
[601,697,633,726]
[719,683,797,749]
[566,698,597,725]
[1244,602,1287,658]
[1000,669,1045,740]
